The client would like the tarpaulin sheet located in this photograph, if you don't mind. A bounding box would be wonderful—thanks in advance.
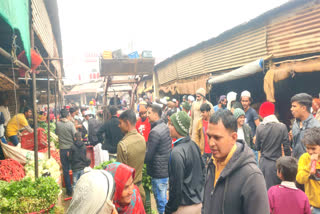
[208,59,264,85]
[0,0,31,65]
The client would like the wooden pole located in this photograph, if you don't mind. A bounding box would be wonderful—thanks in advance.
[30,29,39,178]
[47,71,51,158]
[54,70,57,125]
[0,48,30,71]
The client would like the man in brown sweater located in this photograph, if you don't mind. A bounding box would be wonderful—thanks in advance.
[117,109,146,203]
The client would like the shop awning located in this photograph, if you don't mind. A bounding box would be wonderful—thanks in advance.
[208,59,264,85]
[0,72,19,91]
[264,57,320,102]
[0,0,31,64]
[66,81,104,95]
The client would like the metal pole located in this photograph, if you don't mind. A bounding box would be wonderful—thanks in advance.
[47,72,51,158]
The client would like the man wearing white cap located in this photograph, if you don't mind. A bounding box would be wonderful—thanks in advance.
[240,90,260,136]
[241,90,260,164]
[190,88,214,140]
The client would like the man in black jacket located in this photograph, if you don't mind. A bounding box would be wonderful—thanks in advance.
[97,106,124,158]
[255,102,291,189]
[145,104,172,214]
[165,111,204,214]
[203,110,269,214]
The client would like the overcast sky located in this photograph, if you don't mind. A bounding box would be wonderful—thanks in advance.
[57,0,289,83]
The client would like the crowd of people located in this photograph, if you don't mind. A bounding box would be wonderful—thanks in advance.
[1,88,320,214]
[61,88,320,214]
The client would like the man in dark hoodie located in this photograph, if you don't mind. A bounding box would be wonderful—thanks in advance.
[97,106,124,158]
[203,109,269,214]
[69,132,91,188]
[165,111,204,214]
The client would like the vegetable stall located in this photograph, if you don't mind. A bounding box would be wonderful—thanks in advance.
[0,123,62,213]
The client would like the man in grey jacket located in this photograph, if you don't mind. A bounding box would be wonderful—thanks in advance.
[291,93,320,159]
[203,110,269,214]
[56,109,76,196]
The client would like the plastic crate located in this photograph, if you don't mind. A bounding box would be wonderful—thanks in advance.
[21,128,47,151]
[86,145,95,168]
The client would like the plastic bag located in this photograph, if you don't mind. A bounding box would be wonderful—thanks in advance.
[1,142,47,165]
[93,143,109,167]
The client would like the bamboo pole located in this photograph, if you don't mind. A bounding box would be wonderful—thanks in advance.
[47,71,51,158]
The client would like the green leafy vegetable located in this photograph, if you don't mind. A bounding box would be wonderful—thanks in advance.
[0,177,60,213]
[93,159,116,170]
[142,164,152,192]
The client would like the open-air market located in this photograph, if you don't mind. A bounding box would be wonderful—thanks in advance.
[0,0,320,213]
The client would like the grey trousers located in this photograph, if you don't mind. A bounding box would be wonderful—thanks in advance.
[259,157,281,190]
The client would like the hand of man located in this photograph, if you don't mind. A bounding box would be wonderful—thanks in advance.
[288,130,293,142]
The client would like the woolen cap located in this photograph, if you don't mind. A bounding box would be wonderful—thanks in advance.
[233,108,245,119]
[259,102,275,118]
[182,102,191,111]
[170,111,190,137]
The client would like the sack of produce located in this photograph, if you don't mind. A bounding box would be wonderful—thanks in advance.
[1,142,47,165]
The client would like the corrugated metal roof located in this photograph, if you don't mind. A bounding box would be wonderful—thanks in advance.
[155,0,320,85]
[157,62,178,85]
[32,0,62,76]
[176,50,206,79]
[204,26,267,73]
[155,0,310,71]
[267,2,320,57]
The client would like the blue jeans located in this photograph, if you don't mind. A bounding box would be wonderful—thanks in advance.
[0,137,7,160]
[312,207,320,214]
[252,149,259,166]
[152,178,168,214]
[72,170,84,188]
[9,135,19,146]
[60,149,72,195]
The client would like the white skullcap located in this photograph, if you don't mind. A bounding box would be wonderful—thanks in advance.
[241,90,251,98]
[188,95,195,102]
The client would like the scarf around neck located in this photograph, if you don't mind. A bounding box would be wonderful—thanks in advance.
[261,114,279,125]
